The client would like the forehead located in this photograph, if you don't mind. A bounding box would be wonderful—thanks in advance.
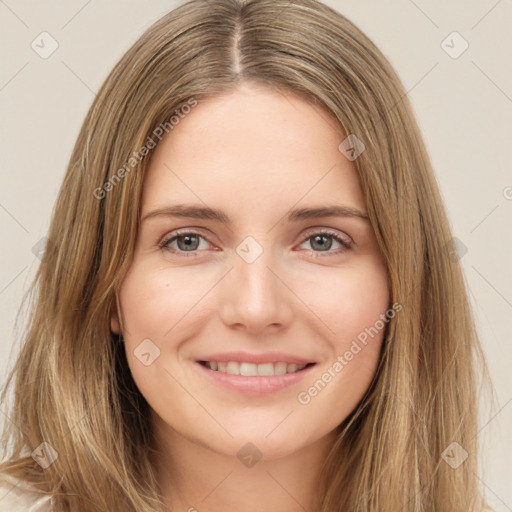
[141,83,366,221]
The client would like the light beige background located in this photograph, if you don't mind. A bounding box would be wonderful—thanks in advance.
[1,0,511,509]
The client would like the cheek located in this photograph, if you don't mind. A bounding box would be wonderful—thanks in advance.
[298,256,390,344]
[118,263,210,340]
[293,259,390,413]
[117,266,200,411]
[117,263,225,388]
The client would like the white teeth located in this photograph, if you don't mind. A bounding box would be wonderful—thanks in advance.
[258,363,275,376]
[226,362,239,375]
[204,361,308,375]
[274,362,287,375]
[239,362,258,376]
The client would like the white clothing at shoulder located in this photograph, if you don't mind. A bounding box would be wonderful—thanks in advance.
[0,472,54,511]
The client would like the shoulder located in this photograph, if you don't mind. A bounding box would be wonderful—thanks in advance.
[0,472,54,511]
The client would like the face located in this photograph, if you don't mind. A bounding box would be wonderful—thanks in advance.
[111,82,390,461]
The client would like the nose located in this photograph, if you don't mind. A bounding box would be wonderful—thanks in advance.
[217,244,294,335]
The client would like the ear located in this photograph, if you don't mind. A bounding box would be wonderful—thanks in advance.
[111,292,121,335]
[111,311,120,335]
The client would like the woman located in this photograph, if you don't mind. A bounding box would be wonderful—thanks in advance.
[0,0,489,510]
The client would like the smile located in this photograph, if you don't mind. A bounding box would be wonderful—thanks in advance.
[195,359,318,396]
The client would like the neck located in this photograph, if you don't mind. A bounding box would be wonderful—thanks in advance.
[149,416,336,512]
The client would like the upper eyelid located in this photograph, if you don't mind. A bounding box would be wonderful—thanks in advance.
[162,228,216,245]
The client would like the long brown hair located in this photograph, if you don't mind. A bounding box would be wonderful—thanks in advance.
[0,0,489,510]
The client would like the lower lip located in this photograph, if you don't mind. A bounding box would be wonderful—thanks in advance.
[195,362,317,396]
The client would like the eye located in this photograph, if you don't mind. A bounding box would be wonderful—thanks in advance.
[159,228,353,258]
[297,229,353,256]
[159,230,214,257]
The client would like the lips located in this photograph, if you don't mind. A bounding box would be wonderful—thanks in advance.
[195,356,317,395]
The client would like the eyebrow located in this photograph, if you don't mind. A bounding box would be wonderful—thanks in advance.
[141,204,370,224]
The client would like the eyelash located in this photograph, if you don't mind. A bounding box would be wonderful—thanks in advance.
[158,228,353,258]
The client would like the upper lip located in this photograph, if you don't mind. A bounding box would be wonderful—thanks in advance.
[196,351,316,365]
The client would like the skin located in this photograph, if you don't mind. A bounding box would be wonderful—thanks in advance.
[111,81,390,512]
